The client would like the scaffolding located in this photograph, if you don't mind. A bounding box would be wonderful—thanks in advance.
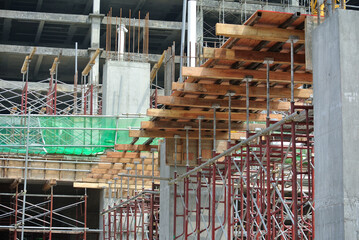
[170,106,314,239]
[0,189,90,240]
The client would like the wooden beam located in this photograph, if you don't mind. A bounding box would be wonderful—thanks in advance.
[102,157,159,164]
[10,178,21,189]
[129,130,246,140]
[147,109,282,121]
[106,151,158,158]
[82,48,100,76]
[215,23,305,43]
[203,47,305,65]
[141,120,265,131]
[42,179,57,191]
[172,82,312,99]
[114,144,158,151]
[73,182,155,190]
[157,96,291,111]
[150,50,166,83]
[182,67,312,84]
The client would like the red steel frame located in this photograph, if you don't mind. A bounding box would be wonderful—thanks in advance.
[102,183,160,240]
[20,82,28,115]
[46,75,58,115]
[172,105,314,239]
[0,190,88,240]
[84,84,94,115]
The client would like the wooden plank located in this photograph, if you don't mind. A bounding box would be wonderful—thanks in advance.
[102,157,158,165]
[73,182,155,190]
[172,82,312,99]
[203,47,305,65]
[147,109,283,121]
[42,179,56,191]
[182,67,312,84]
[141,121,263,131]
[129,130,246,140]
[114,144,158,151]
[157,96,291,111]
[105,151,158,159]
[106,152,142,158]
[215,23,305,43]
[150,50,166,83]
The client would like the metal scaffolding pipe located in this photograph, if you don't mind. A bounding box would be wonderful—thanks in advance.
[169,111,301,185]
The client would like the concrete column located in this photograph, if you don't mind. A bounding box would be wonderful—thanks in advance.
[89,0,102,114]
[313,9,359,240]
[159,139,226,239]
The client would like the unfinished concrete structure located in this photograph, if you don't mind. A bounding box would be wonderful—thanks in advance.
[0,0,358,239]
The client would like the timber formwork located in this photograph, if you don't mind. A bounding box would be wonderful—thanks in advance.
[103,10,315,239]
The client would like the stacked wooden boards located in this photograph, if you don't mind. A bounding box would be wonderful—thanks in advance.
[131,10,313,142]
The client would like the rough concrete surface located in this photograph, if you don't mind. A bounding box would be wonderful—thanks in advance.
[313,9,359,240]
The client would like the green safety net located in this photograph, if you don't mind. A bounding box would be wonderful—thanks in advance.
[0,115,158,156]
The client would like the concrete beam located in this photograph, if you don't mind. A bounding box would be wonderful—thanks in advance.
[0,9,89,24]
[0,44,181,63]
[202,0,308,14]
[0,9,183,31]
[103,16,183,31]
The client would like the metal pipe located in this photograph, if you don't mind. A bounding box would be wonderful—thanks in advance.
[108,181,112,207]
[118,24,128,61]
[187,0,197,67]
[141,156,145,190]
[184,126,191,167]
[198,116,204,161]
[126,167,131,198]
[134,162,139,193]
[151,148,157,183]
[174,135,180,172]
[212,104,220,153]
[119,173,124,201]
[0,166,91,172]
[226,91,235,142]
[263,59,273,119]
[0,126,139,131]
[0,193,85,198]
[117,174,170,181]
[101,191,159,215]
[114,177,119,200]
[291,39,294,103]
[0,158,100,165]
[245,76,253,134]
[74,42,78,114]
[168,111,301,185]
[179,0,188,82]
[20,109,31,240]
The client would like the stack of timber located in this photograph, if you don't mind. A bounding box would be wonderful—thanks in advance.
[131,10,313,153]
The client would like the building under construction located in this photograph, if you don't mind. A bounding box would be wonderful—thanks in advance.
[0,0,358,239]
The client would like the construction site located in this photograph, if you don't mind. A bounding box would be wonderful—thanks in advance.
[0,0,358,239]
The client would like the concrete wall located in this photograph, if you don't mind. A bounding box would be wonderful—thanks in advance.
[313,9,359,240]
[102,61,150,116]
